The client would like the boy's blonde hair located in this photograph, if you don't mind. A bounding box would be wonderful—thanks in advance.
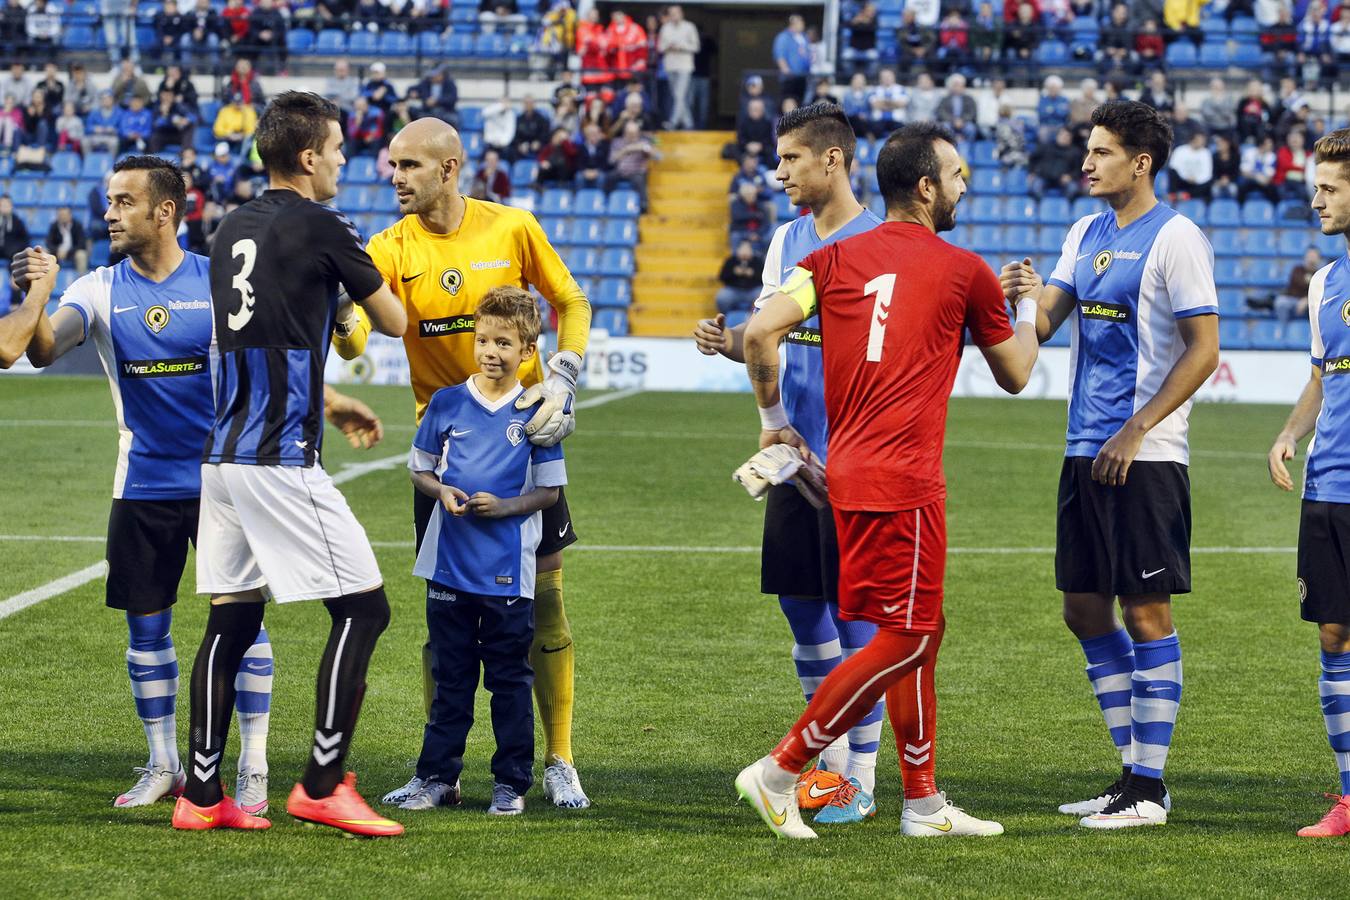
[1314,128,1350,173]
[475,285,542,345]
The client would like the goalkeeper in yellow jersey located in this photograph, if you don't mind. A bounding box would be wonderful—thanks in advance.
[332,117,592,809]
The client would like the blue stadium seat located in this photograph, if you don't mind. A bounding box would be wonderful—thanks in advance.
[462,131,484,158]
[1279,228,1312,257]
[380,31,414,56]
[855,139,877,166]
[573,276,599,299]
[90,239,111,268]
[570,248,601,275]
[971,140,997,167]
[1231,42,1263,66]
[1038,196,1072,225]
[1217,289,1247,315]
[1241,200,1275,226]
[1165,42,1198,67]
[447,33,475,55]
[1198,42,1229,67]
[1246,317,1285,351]
[475,33,509,56]
[1002,196,1037,223]
[42,181,78,207]
[10,181,39,205]
[723,307,750,329]
[1246,258,1285,287]
[1318,230,1344,257]
[418,32,442,55]
[541,216,571,244]
[1035,227,1062,254]
[1229,15,1259,37]
[1003,224,1036,255]
[594,278,632,308]
[458,107,484,131]
[1071,196,1103,220]
[1219,317,1252,350]
[1175,198,1207,225]
[348,31,378,55]
[772,191,796,220]
[344,156,377,184]
[598,248,635,277]
[49,152,80,179]
[571,217,602,244]
[1285,318,1312,349]
[315,29,346,53]
[65,24,98,49]
[1004,168,1029,194]
[968,195,1003,224]
[970,169,1004,193]
[1277,199,1313,224]
[1210,229,1243,256]
[949,224,973,247]
[592,307,628,336]
[540,188,572,217]
[1214,258,1245,287]
[28,207,54,234]
[601,219,636,246]
[286,29,314,53]
[573,189,606,216]
[1037,41,1069,64]
[1208,197,1240,226]
[510,158,538,186]
[972,224,1003,253]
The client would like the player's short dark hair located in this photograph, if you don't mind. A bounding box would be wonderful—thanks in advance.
[1314,128,1350,180]
[775,102,857,168]
[477,285,542,345]
[1089,100,1172,176]
[876,121,956,208]
[255,90,340,178]
[112,155,187,226]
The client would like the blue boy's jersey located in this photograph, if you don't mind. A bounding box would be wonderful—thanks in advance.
[1046,203,1218,464]
[410,379,567,598]
[58,253,216,500]
[757,209,883,461]
[1305,256,1350,502]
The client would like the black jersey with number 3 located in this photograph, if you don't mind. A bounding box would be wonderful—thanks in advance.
[204,189,384,467]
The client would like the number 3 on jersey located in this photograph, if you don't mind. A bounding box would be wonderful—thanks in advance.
[225,239,258,331]
[864,273,896,362]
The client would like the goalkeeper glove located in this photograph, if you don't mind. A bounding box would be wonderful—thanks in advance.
[732,444,828,509]
[516,349,582,447]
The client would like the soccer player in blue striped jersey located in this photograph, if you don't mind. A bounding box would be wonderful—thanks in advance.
[695,103,959,829]
[1268,128,1350,838]
[176,92,408,836]
[19,156,274,813]
[397,286,566,816]
[1001,100,1219,829]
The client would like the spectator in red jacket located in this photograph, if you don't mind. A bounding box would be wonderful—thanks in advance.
[605,10,648,80]
[470,148,512,202]
[576,6,611,86]
[537,125,578,184]
[345,95,385,157]
[1134,19,1165,66]
[1004,0,1039,22]
[221,0,250,46]
[1274,127,1311,200]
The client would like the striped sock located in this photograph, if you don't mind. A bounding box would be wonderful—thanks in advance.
[779,596,843,771]
[1318,649,1350,795]
[1130,631,1183,779]
[234,627,273,775]
[126,610,178,772]
[835,606,882,794]
[1079,628,1135,765]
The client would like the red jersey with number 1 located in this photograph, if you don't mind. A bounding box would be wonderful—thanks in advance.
[796,221,1013,512]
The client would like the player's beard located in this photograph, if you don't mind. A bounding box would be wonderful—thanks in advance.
[933,192,958,233]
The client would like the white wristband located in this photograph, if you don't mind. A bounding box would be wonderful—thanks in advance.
[1016,298,1038,327]
[758,402,789,431]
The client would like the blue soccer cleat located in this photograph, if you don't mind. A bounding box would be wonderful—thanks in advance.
[813,776,876,824]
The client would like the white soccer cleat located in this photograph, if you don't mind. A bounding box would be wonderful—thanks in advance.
[543,759,591,809]
[235,769,269,816]
[487,783,525,816]
[382,775,429,806]
[901,795,1004,837]
[734,760,817,839]
[397,778,462,811]
[1059,777,1171,816]
[1080,797,1168,829]
[114,765,186,808]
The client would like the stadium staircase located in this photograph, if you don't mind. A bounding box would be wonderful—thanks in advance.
[629,131,736,337]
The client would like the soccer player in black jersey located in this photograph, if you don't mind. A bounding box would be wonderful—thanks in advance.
[171,91,409,837]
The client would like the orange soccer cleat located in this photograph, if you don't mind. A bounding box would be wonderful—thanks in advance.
[1298,794,1350,837]
[796,766,848,810]
[171,794,272,831]
[286,773,405,838]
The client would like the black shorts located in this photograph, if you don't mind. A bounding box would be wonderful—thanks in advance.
[1297,500,1350,625]
[105,497,199,613]
[413,485,578,558]
[760,483,839,604]
[1055,457,1191,597]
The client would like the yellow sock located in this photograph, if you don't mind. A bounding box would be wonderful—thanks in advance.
[531,568,574,765]
[422,640,435,720]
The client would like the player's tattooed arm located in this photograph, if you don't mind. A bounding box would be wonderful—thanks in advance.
[743,291,812,456]
[747,361,778,383]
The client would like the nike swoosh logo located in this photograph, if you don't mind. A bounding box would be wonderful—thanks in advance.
[337,818,397,826]
[130,668,154,677]
[1076,253,1091,262]
[1323,700,1337,711]
[540,643,572,653]
[244,661,269,671]
[450,429,472,438]
[922,817,953,832]
[191,810,214,823]
[506,598,518,606]
[113,305,136,314]
[1145,685,1170,693]
[859,800,876,815]
[295,440,308,449]
[882,603,902,614]
[401,273,424,283]
[558,522,571,538]
[807,783,837,799]
[759,788,788,827]
[1141,568,1166,578]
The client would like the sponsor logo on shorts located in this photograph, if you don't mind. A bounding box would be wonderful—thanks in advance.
[785,326,822,348]
[495,575,513,585]
[1079,300,1131,322]
[120,355,207,378]
[419,315,475,338]
[1298,576,1308,601]
[428,587,457,603]
[1324,356,1350,375]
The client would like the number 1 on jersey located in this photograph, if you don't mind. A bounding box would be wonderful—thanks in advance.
[226,239,258,331]
[864,273,896,363]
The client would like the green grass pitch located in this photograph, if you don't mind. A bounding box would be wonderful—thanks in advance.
[0,376,1346,897]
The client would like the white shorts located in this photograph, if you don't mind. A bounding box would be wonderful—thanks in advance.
[196,463,383,603]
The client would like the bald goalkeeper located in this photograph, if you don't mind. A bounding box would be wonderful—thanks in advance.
[333,118,593,809]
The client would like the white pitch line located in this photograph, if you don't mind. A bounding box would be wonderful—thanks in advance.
[0,388,647,621]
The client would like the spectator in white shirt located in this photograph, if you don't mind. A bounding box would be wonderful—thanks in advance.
[868,68,908,131]
[1169,131,1214,201]
[482,95,518,153]
[657,5,700,130]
